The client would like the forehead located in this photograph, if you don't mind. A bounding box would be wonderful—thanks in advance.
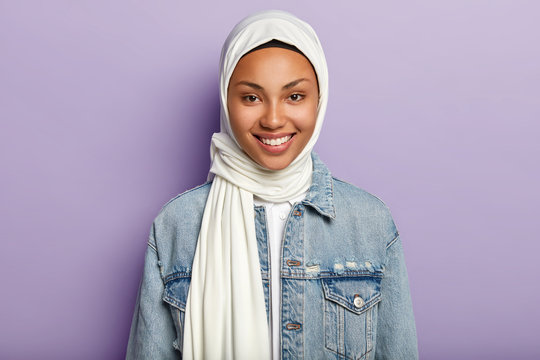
[230,47,317,83]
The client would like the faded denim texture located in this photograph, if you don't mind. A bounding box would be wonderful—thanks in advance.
[126,152,418,359]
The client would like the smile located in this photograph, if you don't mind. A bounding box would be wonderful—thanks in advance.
[259,135,293,146]
[254,133,296,154]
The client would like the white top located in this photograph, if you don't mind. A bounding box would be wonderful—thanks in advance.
[253,192,307,360]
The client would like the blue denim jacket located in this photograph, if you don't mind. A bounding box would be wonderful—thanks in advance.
[126,152,418,359]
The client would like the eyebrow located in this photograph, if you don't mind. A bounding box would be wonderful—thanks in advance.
[234,78,309,91]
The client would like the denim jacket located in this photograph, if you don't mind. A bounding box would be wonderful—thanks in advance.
[126,152,418,359]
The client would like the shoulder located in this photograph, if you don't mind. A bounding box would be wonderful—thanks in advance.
[149,181,213,271]
[153,180,213,230]
[156,181,213,221]
[331,176,399,246]
[332,176,391,213]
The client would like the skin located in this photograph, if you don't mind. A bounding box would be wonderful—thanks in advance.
[227,47,319,170]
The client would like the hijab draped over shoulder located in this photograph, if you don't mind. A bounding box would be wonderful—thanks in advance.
[182,10,329,359]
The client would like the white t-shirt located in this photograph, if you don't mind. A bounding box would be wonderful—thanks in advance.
[253,192,307,360]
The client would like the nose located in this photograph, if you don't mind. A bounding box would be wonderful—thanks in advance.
[259,102,286,130]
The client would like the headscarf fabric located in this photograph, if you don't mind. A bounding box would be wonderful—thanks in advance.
[182,10,329,359]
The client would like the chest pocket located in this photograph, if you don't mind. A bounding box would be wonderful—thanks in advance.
[162,275,191,353]
[322,275,382,360]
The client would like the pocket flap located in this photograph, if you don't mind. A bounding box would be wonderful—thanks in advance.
[163,275,191,311]
[322,276,381,315]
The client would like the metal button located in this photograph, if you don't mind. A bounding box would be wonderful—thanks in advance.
[353,294,364,308]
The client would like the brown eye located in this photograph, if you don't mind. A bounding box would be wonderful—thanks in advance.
[245,95,258,102]
[289,93,304,102]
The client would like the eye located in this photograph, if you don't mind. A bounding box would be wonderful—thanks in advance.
[288,93,304,102]
[243,95,259,103]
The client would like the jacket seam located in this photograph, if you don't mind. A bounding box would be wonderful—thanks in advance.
[161,271,384,281]
[147,240,157,253]
[385,233,400,250]
[322,286,381,315]
[281,271,384,279]
[163,295,186,311]
[325,344,373,360]
[147,227,167,286]
[163,272,191,284]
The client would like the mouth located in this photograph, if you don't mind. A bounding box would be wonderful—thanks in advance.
[255,134,294,146]
[253,133,296,153]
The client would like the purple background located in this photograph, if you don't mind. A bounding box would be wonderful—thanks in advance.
[1,1,539,359]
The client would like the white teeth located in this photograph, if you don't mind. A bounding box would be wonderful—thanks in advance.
[260,135,292,146]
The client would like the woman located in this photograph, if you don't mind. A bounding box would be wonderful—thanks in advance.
[127,10,418,360]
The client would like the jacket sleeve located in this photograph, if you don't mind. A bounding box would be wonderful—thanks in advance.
[126,234,180,359]
[375,235,419,360]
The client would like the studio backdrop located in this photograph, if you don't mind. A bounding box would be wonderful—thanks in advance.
[1,1,539,359]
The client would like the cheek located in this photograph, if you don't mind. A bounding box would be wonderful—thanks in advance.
[292,103,317,132]
[229,105,259,135]
[228,100,247,133]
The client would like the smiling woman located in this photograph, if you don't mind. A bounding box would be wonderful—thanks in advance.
[126,9,418,360]
[227,45,319,170]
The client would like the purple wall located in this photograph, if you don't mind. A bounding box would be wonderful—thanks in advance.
[1,1,539,359]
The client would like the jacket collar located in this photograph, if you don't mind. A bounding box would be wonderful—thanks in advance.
[302,152,336,219]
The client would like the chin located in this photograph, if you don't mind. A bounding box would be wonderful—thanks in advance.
[257,158,293,171]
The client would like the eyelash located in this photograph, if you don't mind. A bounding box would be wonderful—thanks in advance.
[242,94,305,103]
[288,93,304,102]
[244,95,259,102]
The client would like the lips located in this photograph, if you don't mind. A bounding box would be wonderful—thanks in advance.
[259,134,292,146]
[254,133,296,153]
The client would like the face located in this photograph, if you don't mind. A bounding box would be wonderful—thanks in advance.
[227,47,319,170]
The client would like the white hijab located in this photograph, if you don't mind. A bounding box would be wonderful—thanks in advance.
[182,10,328,359]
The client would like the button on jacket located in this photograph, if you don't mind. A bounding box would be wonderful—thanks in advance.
[253,193,307,359]
[126,152,419,360]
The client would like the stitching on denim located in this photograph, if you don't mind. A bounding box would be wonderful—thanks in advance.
[282,271,384,279]
[310,169,336,218]
[323,292,377,359]
[147,241,157,253]
[321,280,381,314]
[339,304,344,355]
[325,346,373,360]
[302,201,335,219]
[329,173,336,217]
[176,308,183,352]
[163,295,186,311]
[162,274,192,312]
[366,305,372,359]
[164,272,191,283]
[259,207,270,275]
[324,292,381,316]
[298,153,336,218]
[302,274,306,358]
[147,232,168,285]
[385,233,400,249]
